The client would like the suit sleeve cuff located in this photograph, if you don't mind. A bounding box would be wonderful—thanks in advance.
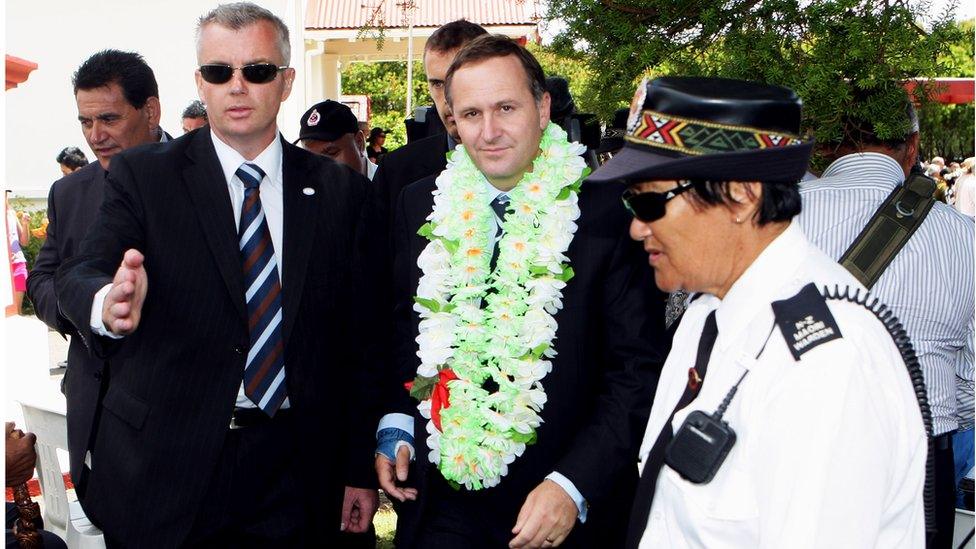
[377,412,414,435]
[546,471,588,523]
[90,283,123,339]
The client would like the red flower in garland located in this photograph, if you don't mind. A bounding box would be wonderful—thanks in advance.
[404,369,459,431]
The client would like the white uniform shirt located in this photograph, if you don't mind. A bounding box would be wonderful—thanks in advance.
[637,221,926,549]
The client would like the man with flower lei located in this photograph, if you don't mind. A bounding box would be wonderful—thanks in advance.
[374,35,670,549]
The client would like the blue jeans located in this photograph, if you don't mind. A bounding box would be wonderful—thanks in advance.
[953,427,975,508]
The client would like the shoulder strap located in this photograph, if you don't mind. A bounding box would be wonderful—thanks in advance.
[839,172,937,289]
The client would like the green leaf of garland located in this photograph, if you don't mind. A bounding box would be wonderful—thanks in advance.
[417,222,435,238]
[442,238,460,255]
[409,374,438,401]
[508,429,538,445]
[557,266,575,283]
[413,296,441,313]
[556,186,573,201]
[530,343,549,359]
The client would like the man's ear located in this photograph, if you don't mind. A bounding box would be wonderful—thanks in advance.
[538,91,551,130]
[144,96,162,129]
[354,130,366,153]
[280,67,296,102]
[902,132,921,177]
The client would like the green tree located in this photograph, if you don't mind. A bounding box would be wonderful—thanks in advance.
[545,0,963,159]
[918,18,975,162]
[341,60,431,150]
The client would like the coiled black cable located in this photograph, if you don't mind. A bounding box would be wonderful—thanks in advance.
[820,284,936,535]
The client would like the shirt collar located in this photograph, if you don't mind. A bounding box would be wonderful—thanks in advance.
[696,221,811,350]
[483,180,508,204]
[821,152,906,190]
[210,130,282,188]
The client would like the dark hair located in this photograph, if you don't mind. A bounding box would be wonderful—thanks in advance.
[182,100,208,120]
[686,181,802,226]
[73,50,159,109]
[445,35,546,107]
[425,19,488,55]
[56,146,89,170]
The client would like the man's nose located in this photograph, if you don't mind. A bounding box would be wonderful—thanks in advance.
[88,121,107,144]
[229,68,248,94]
[482,112,502,142]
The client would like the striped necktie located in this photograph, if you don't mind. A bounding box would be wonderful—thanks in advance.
[236,162,287,415]
[490,193,509,271]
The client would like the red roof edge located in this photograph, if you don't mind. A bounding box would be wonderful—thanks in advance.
[904,78,975,105]
[6,55,39,91]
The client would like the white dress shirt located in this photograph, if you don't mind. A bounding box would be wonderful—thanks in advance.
[637,222,926,548]
[90,129,289,409]
[797,152,975,435]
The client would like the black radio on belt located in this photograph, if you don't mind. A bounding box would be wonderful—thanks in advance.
[664,370,748,484]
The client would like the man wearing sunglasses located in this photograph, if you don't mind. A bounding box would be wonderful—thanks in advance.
[55,3,381,547]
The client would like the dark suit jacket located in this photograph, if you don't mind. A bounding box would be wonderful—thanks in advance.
[372,132,449,224]
[388,175,671,548]
[55,130,380,548]
[26,161,107,499]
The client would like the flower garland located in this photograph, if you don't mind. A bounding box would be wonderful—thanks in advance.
[407,123,589,490]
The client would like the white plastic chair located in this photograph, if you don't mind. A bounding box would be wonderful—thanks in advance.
[19,401,105,549]
[955,508,975,549]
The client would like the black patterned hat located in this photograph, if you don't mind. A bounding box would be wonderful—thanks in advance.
[589,76,813,183]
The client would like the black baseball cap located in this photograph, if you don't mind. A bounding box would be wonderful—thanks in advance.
[296,100,360,143]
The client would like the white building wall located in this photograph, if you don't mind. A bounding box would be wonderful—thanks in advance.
[4,0,302,199]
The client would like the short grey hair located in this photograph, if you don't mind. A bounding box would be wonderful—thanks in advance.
[196,2,291,66]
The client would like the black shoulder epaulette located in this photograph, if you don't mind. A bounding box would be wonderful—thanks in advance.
[770,283,843,361]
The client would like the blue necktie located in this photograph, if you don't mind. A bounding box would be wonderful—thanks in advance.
[236,162,286,415]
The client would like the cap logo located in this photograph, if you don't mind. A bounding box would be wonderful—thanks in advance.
[307,109,320,127]
[627,78,649,135]
[626,110,805,156]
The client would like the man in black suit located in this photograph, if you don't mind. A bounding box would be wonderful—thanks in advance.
[375,35,669,548]
[26,49,168,505]
[372,19,487,222]
[55,4,378,546]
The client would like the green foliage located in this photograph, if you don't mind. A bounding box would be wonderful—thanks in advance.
[942,18,975,77]
[919,102,975,161]
[341,60,431,150]
[545,0,964,162]
[918,18,973,161]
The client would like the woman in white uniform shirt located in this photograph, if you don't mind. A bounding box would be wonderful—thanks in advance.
[589,77,929,549]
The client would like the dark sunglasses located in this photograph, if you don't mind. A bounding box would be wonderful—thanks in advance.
[621,180,697,222]
[198,63,287,85]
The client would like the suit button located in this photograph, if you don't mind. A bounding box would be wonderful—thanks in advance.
[93,371,101,381]
[233,345,244,355]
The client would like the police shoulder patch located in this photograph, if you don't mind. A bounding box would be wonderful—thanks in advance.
[771,283,843,361]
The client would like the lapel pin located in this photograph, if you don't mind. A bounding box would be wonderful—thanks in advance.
[302,187,315,196]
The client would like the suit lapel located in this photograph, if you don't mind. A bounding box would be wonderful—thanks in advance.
[280,138,318,348]
[182,131,247,321]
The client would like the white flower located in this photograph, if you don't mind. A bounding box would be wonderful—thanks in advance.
[416,312,456,369]
[521,308,558,350]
